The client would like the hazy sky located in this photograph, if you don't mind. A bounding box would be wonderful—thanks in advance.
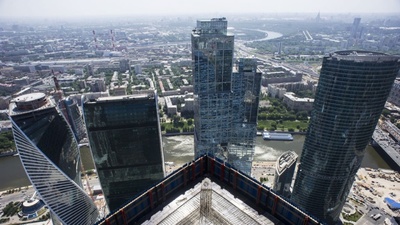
[0,0,399,19]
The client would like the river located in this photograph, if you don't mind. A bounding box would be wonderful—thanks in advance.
[0,135,391,192]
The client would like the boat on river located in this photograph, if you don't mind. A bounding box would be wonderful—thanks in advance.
[263,132,293,141]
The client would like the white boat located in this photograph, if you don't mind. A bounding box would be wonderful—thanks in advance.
[263,132,293,141]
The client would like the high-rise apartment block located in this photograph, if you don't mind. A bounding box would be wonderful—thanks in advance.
[9,93,99,225]
[192,18,261,174]
[83,92,165,211]
[291,51,400,224]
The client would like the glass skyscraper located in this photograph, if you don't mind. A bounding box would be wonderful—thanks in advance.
[192,18,261,174]
[83,92,165,212]
[291,51,400,224]
[9,93,99,225]
[59,97,86,142]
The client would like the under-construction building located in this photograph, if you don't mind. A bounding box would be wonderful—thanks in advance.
[192,18,261,174]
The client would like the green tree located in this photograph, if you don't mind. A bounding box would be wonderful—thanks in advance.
[382,109,391,117]
[187,118,193,126]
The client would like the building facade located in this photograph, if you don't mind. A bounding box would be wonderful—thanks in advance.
[273,151,298,198]
[291,51,400,224]
[9,93,99,225]
[388,79,400,107]
[59,97,86,142]
[83,92,165,212]
[192,18,261,174]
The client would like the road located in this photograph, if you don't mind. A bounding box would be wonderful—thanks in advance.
[235,42,320,78]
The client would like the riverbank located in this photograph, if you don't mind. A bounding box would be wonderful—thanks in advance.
[0,150,17,158]
[1,134,392,192]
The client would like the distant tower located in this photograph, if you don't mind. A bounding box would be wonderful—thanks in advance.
[83,91,165,211]
[191,18,262,174]
[119,59,130,73]
[273,151,298,198]
[315,12,321,23]
[59,97,86,142]
[278,42,282,55]
[86,64,94,76]
[351,18,361,39]
[9,93,99,225]
[291,51,400,224]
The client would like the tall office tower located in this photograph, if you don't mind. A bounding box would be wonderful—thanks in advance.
[273,151,298,198]
[9,93,99,225]
[59,97,86,142]
[291,51,400,224]
[351,17,361,39]
[192,18,261,174]
[83,92,165,212]
[230,59,262,173]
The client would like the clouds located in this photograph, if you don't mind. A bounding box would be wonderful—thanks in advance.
[0,0,399,19]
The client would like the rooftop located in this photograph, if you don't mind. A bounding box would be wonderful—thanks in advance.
[97,155,323,225]
[9,93,54,116]
[86,92,155,103]
[276,151,298,175]
[329,50,400,62]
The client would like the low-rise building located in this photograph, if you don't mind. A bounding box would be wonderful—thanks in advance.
[283,92,314,112]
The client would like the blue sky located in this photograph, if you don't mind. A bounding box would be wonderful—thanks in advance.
[0,0,399,19]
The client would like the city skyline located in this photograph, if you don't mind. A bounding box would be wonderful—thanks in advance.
[0,0,400,20]
[0,7,399,224]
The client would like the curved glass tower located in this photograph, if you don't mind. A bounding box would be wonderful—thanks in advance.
[9,93,99,225]
[291,51,400,224]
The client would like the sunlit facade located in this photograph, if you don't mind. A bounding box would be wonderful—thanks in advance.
[59,97,86,142]
[9,93,99,225]
[291,51,400,224]
[83,92,165,212]
[192,18,261,174]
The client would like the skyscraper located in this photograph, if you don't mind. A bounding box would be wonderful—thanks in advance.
[351,17,361,39]
[191,18,261,174]
[59,97,86,142]
[273,151,298,198]
[83,92,165,212]
[9,93,99,225]
[291,50,400,224]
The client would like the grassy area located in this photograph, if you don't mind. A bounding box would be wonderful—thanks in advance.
[257,96,309,131]
[342,211,363,222]
[0,131,15,154]
[161,119,194,133]
[258,120,308,132]
[2,201,20,217]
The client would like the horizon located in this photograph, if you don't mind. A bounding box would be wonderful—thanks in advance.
[0,0,399,21]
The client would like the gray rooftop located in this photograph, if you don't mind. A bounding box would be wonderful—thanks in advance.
[143,178,278,225]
